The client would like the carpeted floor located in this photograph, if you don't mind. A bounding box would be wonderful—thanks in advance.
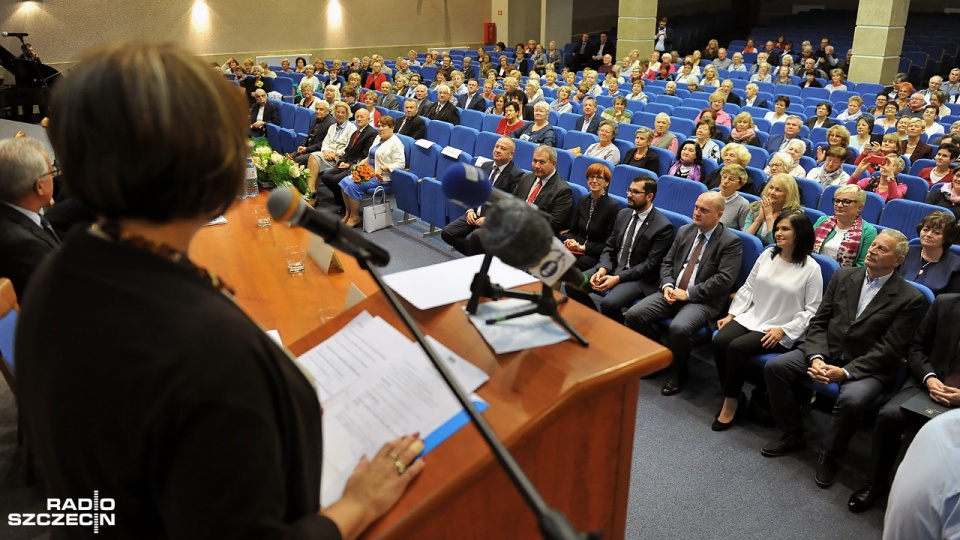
[0,197,886,539]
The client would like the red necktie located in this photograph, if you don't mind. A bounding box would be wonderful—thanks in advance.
[526,179,543,204]
[350,130,360,148]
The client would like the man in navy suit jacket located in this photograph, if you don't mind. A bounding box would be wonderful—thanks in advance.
[566,175,675,323]
[625,191,743,396]
[574,96,602,135]
[457,79,487,112]
[763,115,804,155]
[248,89,280,137]
[742,83,769,109]
[395,98,426,140]
[440,137,524,255]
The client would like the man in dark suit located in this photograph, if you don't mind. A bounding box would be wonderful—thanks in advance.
[720,79,741,106]
[590,33,615,69]
[458,79,487,112]
[569,33,595,72]
[376,81,399,111]
[742,83,769,109]
[293,100,334,166]
[440,137,524,255]
[511,145,573,234]
[848,292,958,513]
[248,89,280,137]
[318,108,377,211]
[625,191,743,395]
[0,137,62,299]
[395,98,426,140]
[764,115,804,155]
[574,97,602,135]
[761,230,925,489]
[763,41,781,67]
[566,175,675,323]
[414,84,433,117]
[426,84,460,126]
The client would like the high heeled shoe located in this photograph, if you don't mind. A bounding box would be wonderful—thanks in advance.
[711,392,747,431]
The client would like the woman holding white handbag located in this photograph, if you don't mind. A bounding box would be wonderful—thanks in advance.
[339,115,405,228]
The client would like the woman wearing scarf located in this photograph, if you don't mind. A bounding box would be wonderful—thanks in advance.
[925,167,960,220]
[726,112,761,147]
[812,185,878,267]
[667,140,703,181]
[805,147,850,188]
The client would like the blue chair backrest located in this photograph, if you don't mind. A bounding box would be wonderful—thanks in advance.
[746,146,770,169]
[909,158,935,176]
[555,148,574,181]
[460,108,484,131]
[279,128,299,154]
[279,101,298,130]
[450,125,479,155]
[896,174,931,202]
[645,102,674,115]
[409,141,441,179]
[610,164,657,197]
[671,118,696,137]
[803,206,827,224]
[419,177,448,227]
[265,123,282,152]
[272,76,294,100]
[562,131,599,152]
[672,106,701,121]
[293,107,314,135]
[391,169,421,217]
[512,139,538,172]
[656,175,708,216]
[396,134,414,169]
[616,123,641,144]
[475,131,499,159]
[569,155,607,188]
[657,207,693,232]
[730,228,764,290]
[0,293,17,374]
[426,120,453,147]
[552,126,567,149]
[878,199,946,240]
[558,112,580,131]
[647,146,674,176]
[794,177,824,209]
[481,114,503,133]
[811,253,840,294]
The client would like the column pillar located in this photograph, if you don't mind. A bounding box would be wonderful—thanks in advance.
[849,0,910,85]
[617,0,658,60]
[541,0,573,50]
[491,0,509,46]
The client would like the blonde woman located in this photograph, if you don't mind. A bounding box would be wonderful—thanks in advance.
[743,173,802,245]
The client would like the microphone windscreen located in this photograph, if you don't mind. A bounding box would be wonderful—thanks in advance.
[266,187,299,222]
[440,163,492,208]
[478,197,553,269]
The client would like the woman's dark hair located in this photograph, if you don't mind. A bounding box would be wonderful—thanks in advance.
[770,211,814,265]
[885,101,900,113]
[917,210,960,247]
[775,95,791,107]
[856,115,875,133]
[676,139,703,165]
[504,101,520,115]
[694,118,718,139]
[938,143,960,161]
[817,101,833,115]
[50,41,248,222]
[295,57,307,67]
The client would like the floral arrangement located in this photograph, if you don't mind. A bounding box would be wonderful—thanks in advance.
[250,137,310,198]
[351,163,375,183]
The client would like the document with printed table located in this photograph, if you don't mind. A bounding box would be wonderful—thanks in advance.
[296,311,489,506]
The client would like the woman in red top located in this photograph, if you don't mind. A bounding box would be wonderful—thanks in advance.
[854,133,902,176]
[363,62,387,91]
[496,102,525,136]
[848,154,907,202]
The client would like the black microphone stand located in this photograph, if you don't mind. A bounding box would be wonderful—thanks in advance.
[466,253,589,346]
[350,246,598,540]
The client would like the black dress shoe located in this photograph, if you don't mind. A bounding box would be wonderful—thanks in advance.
[761,432,806,457]
[711,393,747,431]
[661,379,684,396]
[848,483,886,513]
[815,452,840,488]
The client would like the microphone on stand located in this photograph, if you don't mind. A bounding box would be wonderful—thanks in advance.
[266,188,391,268]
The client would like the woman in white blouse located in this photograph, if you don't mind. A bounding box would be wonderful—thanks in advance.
[711,212,823,430]
[339,115,405,228]
[584,121,621,163]
[306,101,356,193]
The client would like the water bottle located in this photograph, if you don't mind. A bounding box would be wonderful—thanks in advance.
[243,158,259,199]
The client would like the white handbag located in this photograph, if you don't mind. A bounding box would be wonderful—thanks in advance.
[362,186,394,233]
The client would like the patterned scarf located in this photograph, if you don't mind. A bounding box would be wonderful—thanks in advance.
[813,215,863,268]
[668,161,701,182]
[730,127,756,142]
[814,165,845,188]
[941,182,960,204]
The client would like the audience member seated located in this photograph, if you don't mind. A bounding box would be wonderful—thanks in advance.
[293,100,334,170]
[626,191,743,396]
[799,69,823,89]
[764,96,790,125]
[458,79,487,111]
[921,105,944,139]
[524,78,545,106]
[750,62,772,84]
[875,102,900,132]
[486,93,506,116]
[560,163,621,270]
[815,125,856,164]
[764,115,804,155]
[729,52,747,72]
[899,211,960,296]
[853,300,960,517]
[575,96,602,135]
[744,174,802,245]
[513,145,573,234]
[761,230,924,490]
[812,185,877,267]
[806,147,851,188]
[693,118,722,162]
[849,116,876,154]
[584,121,621,163]
[826,69,847,94]
[700,65,720,89]
[772,65,793,87]
[836,96,865,123]
[668,140,704,181]
[726,112,761,147]
[0,137,61,299]
[549,86,574,114]
[898,92,926,119]
[305,101,356,195]
[764,151,802,179]
[805,102,837,130]
[925,167,960,220]
[319,108,376,214]
[717,164,751,229]
[596,97,629,125]
[241,66,271,104]
[848,154,906,202]
[510,102,556,147]
[248,89,279,137]
[705,143,753,192]
[336,115,403,228]
[441,138,524,255]
[712,212,822,430]
[621,127,660,172]
[425,84,460,125]
[919,143,958,187]
[496,102,525,137]
[360,91,382,126]
[627,80,649,103]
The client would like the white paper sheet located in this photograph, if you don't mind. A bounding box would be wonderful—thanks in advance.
[383,255,538,310]
[466,298,570,353]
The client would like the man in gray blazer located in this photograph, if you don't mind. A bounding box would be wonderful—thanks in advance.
[761,230,926,490]
[567,175,675,323]
[376,81,399,111]
[625,191,742,396]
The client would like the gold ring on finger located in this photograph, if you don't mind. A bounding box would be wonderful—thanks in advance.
[394,460,407,475]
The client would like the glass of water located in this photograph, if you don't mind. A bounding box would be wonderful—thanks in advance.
[284,245,306,274]
[254,206,271,228]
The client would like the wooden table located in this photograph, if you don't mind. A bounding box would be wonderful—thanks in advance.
[190,192,672,539]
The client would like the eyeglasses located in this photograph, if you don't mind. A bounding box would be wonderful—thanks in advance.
[36,166,61,182]
[833,198,857,207]
[626,189,647,196]
[587,175,607,181]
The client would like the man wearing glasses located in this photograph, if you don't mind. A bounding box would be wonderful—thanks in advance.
[566,175,675,323]
[0,136,62,299]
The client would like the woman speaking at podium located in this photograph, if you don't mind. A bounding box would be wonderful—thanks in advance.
[15,42,423,539]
